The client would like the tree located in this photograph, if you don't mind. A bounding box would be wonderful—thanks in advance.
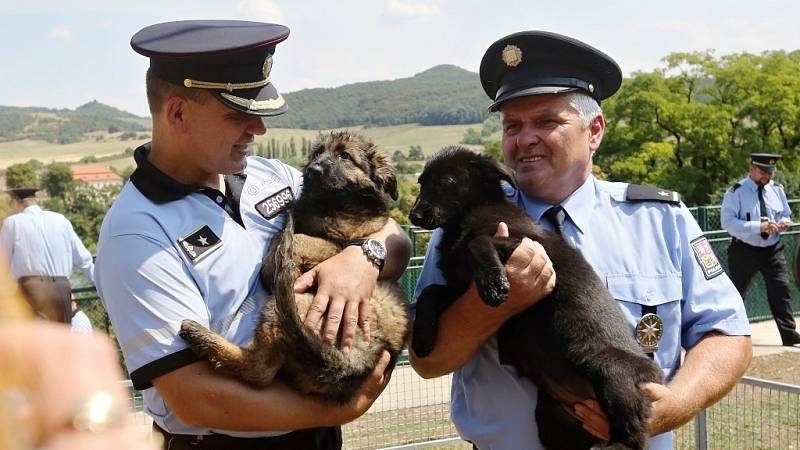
[408,145,424,160]
[483,140,503,162]
[461,128,483,145]
[40,163,74,198]
[5,162,38,188]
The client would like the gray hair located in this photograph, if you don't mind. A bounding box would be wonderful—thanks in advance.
[566,92,603,128]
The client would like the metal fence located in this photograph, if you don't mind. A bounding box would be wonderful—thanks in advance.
[122,371,800,450]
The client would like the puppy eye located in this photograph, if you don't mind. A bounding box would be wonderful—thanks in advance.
[338,152,351,161]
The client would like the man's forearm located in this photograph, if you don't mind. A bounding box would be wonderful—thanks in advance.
[371,218,411,281]
[410,284,513,379]
[649,333,752,435]
[154,361,359,431]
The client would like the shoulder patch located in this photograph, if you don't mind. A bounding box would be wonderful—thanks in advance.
[729,182,741,193]
[625,184,681,204]
[690,236,724,280]
[178,225,222,264]
[255,187,294,220]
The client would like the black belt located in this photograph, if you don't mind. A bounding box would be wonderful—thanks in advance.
[730,238,776,250]
[18,275,69,283]
[152,422,342,450]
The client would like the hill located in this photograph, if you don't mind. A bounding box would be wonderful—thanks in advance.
[266,64,489,129]
[0,64,491,144]
[0,100,150,144]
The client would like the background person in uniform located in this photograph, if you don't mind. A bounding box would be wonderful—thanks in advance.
[95,20,411,450]
[721,153,798,346]
[0,187,95,323]
[409,30,752,450]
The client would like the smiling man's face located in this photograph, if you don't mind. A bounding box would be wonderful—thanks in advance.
[500,93,603,204]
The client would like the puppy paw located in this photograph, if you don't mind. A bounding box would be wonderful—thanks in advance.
[179,319,211,354]
[411,330,436,357]
[476,272,509,307]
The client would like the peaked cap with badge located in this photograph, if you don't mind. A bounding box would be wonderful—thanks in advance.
[131,20,290,116]
[479,30,622,111]
[750,153,781,174]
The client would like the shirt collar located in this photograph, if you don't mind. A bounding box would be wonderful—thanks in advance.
[129,143,198,204]
[515,176,595,235]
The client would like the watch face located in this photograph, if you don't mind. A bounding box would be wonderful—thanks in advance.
[366,239,386,259]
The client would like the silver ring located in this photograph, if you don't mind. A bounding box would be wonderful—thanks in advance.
[71,391,124,433]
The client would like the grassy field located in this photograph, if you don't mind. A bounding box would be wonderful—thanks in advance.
[0,123,495,171]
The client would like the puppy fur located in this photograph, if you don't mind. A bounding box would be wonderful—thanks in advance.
[180,131,409,404]
[409,146,662,450]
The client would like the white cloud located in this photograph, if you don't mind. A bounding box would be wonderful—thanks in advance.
[237,0,286,23]
[385,0,443,18]
[47,25,73,41]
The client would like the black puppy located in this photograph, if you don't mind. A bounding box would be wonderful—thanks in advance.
[408,146,662,450]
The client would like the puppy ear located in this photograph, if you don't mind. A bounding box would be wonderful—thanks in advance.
[370,149,399,200]
[488,156,516,189]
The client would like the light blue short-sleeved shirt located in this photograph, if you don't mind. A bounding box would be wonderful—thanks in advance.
[413,175,751,450]
[95,144,302,437]
[721,176,792,247]
[0,205,95,283]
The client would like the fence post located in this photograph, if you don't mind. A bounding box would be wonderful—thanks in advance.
[697,206,709,232]
[694,409,708,450]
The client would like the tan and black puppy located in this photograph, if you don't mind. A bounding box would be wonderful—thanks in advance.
[180,131,409,404]
[409,146,662,450]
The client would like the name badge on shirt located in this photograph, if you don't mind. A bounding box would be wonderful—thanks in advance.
[178,225,222,264]
[690,236,723,280]
[255,187,294,220]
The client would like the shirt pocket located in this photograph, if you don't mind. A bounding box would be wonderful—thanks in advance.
[606,274,683,378]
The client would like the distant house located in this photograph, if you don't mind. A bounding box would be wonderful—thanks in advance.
[70,164,123,188]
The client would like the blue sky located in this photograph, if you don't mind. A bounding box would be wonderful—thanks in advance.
[1,0,799,117]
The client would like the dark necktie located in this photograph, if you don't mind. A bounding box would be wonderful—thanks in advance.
[758,185,769,239]
[542,205,566,236]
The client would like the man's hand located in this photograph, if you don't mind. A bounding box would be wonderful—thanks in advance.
[336,351,393,423]
[0,322,159,450]
[777,218,792,232]
[295,244,378,350]
[496,222,556,315]
[574,399,610,442]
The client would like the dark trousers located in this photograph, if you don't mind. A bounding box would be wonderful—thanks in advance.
[728,240,796,337]
[18,275,71,323]
[153,423,342,450]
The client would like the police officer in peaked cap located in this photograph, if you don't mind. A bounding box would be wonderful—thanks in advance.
[410,30,751,450]
[94,20,410,450]
[722,153,798,346]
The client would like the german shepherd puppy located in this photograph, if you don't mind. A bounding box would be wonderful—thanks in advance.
[180,131,409,404]
[408,146,662,450]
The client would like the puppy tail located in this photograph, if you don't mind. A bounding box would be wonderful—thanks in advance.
[271,215,324,357]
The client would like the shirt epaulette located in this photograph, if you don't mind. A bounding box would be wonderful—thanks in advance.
[730,182,742,193]
[625,184,681,204]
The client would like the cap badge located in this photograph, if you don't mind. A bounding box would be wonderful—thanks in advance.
[588,83,595,93]
[262,55,273,79]
[635,313,663,353]
[501,45,523,67]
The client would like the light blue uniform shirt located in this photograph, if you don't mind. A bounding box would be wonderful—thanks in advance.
[721,177,791,247]
[96,151,301,437]
[413,175,751,450]
[0,205,94,283]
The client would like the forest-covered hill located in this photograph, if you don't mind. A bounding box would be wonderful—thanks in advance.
[0,64,489,143]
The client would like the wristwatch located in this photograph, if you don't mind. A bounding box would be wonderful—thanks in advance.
[349,238,386,270]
